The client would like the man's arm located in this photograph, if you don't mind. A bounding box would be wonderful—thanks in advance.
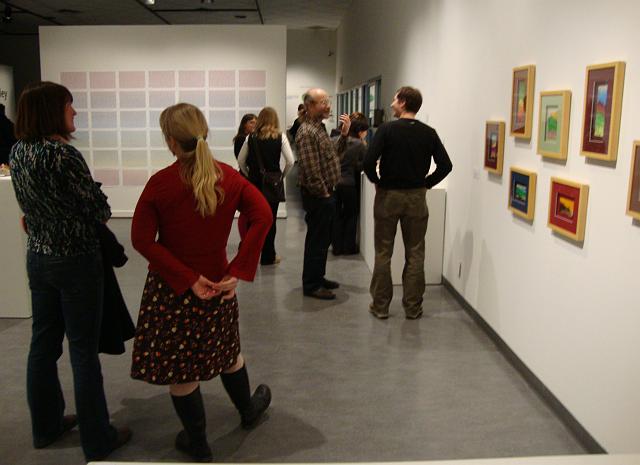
[425,131,453,189]
[296,130,329,197]
[363,126,385,184]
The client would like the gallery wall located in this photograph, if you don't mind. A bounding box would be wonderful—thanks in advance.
[337,0,640,453]
[40,25,286,215]
[286,29,337,131]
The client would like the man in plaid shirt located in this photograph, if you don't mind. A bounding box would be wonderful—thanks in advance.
[296,88,351,300]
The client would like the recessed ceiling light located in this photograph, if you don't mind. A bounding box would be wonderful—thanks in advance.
[144,0,155,5]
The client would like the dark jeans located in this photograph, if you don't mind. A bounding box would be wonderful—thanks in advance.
[332,184,359,254]
[260,200,280,264]
[26,251,117,460]
[301,189,336,293]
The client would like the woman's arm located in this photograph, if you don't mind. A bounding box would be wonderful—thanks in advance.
[281,135,294,177]
[237,138,250,177]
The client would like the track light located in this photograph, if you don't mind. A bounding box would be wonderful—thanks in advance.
[144,0,155,5]
[3,5,12,23]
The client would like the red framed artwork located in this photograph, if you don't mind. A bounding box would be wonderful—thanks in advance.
[510,65,535,139]
[548,177,589,242]
[627,141,640,221]
[484,121,505,175]
[580,61,625,161]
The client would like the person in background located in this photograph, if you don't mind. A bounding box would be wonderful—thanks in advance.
[9,81,131,461]
[131,103,273,462]
[363,86,452,320]
[0,103,17,165]
[233,113,257,159]
[296,88,351,300]
[288,103,305,142]
[238,106,294,265]
[233,113,258,241]
[332,116,369,256]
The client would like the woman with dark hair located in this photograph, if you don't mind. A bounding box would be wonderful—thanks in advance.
[9,81,131,461]
[233,113,257,158]
[237,106,294,265]
[332,117,369,255]
[131,103,273,462]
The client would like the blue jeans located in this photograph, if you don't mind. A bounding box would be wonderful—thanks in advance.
[26,251,117,460]
[301,190,336,293]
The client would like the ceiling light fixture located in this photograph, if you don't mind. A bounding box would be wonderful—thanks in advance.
[144,0,155,5]
[3,5,12,22]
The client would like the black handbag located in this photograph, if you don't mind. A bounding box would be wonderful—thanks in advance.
[250,134,285,203]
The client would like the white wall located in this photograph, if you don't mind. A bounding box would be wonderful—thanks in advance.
[286,29,337,129]
[40,25,286,215]
[0,65,15,120]
[337,0,640,453]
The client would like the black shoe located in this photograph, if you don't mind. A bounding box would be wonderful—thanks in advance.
[322,278,340,289]
[241,384,272,429]
[405,311,423,320]
[304,288,336,300]
[175,430,213,462]
[89,426,132,461]
[34,414,78,449]
[369,303,389,319]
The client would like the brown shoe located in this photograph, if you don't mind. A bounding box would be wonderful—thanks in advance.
[369,303,389,319]
[304,288,336,300]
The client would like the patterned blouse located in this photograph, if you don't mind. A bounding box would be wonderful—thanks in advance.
[9,138,111,256]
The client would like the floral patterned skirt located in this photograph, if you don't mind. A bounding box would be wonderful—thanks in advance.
[130,271,240,385]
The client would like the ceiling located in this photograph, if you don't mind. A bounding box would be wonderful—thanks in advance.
[0,0,352,34]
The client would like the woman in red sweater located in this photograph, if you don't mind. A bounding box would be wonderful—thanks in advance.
[130,103,273,462]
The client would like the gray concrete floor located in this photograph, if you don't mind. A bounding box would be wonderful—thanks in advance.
[0,196,585,464]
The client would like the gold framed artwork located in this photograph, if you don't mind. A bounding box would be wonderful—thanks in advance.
[508,167,537,221]
[548,177,589,242]
[484,121,505,175]
[627,141,640,221]
[580,61,625,161]
[510,65,536,139]
[537,90,571,160]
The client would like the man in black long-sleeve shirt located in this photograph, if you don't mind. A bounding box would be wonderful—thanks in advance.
[363,86,452,319]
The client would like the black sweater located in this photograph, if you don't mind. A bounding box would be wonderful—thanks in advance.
[363,118,452,189]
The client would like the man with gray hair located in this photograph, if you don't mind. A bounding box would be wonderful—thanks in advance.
[296,88,351,300]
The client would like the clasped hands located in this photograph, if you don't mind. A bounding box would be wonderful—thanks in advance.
[191,274,238,301]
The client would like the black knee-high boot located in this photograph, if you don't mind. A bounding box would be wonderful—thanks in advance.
[170,386,213,462]
[220,364,272,429]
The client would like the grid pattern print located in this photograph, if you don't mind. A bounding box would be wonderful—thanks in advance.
[60,70,267,186]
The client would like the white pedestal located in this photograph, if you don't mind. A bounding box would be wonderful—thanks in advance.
[0,177,31,318]
[360,176,446,285]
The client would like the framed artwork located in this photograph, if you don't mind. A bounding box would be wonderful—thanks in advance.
[548,177,589,242]
[627,141,640,220]
[537,90,571,160]
[484,121,505,175]
[580,61,625,161]
[508,167,537,221]
[510,65,536,139]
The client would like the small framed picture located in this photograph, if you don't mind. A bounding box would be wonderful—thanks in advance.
[548,177,589,242]
[580,61,625,161]
[508,167,537,221]
[510,65,536,139]
[537,90,571,160]
[484,121,505,175]
[627,141,640,220]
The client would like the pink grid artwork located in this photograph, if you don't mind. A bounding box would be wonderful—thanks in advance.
[61,72,87,89]
[93,169,120,186]
[239,70,266,88]
[149,71,175,88]
[119,71,145,89]
[89,72,116,89]
[122,170,149,186]
[209,70,235,88]
[179,71,205,88]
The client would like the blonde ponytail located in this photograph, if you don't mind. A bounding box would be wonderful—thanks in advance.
[160,103,225,217]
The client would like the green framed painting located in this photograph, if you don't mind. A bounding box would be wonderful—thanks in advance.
[537,90,571,160]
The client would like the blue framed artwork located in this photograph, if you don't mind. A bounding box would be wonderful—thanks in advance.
[508,167,537,221]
